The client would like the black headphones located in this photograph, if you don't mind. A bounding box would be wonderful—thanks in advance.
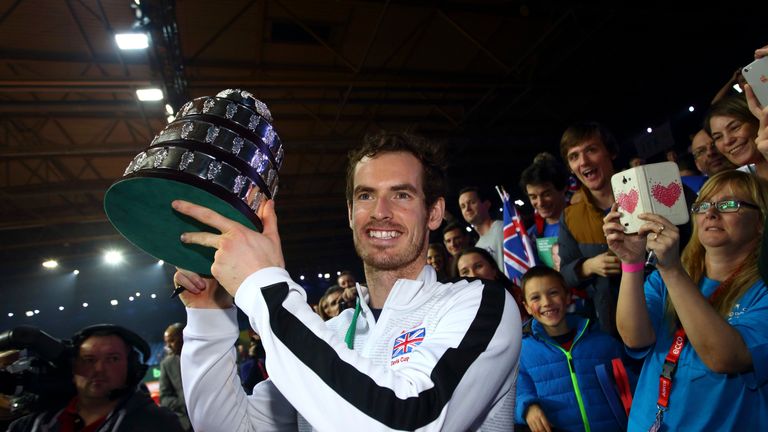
[70,324,151,390]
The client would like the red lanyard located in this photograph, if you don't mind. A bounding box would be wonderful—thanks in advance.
[654,262,745,409]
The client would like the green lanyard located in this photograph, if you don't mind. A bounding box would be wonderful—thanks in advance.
[344,298,362,349]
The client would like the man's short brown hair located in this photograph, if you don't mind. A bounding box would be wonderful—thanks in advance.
[559,121,618,162]
[345,131,447,209]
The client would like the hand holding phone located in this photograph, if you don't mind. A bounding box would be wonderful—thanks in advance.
[743,57,768,107]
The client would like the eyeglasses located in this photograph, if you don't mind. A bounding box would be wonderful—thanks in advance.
[690,200,761,214]
[691,142,716,160]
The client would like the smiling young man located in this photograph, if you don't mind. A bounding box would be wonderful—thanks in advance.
[557,122,622,336]
[519,154,569,240]
[171,131,522,431]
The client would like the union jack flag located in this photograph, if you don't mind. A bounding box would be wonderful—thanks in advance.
[392,327,425,358]
[496,186,538,285]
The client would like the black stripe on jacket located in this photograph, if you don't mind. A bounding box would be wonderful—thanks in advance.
[262,280,506,430]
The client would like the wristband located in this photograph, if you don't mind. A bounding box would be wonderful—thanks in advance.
[621,262,645,273]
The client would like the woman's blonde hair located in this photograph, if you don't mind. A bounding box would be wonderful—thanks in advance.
[668,171,768,327]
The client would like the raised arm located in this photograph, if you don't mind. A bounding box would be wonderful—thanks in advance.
[604,205,655,348]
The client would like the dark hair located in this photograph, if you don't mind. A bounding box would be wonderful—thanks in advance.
[520,266,568,298]
[71,324,150,389]
[676,152,701,175]
[442,221,468,237]
[345,131,447,209]
[704,94,758,136]
[519,156,569,191]
[458,186,491,203]
[456,247,515,289]
[559,121,618,162]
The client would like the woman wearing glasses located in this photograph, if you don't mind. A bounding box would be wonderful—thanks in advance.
[603,170,768,431]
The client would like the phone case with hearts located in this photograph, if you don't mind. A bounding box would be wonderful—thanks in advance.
[610,161,690,234]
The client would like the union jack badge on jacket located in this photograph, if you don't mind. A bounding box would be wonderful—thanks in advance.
[392,327,425,358]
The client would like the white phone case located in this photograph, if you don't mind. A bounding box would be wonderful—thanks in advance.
[743,57,768,107]
[611,161,689,234]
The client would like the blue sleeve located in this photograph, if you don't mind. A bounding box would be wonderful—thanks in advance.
[729,282,768,389]
[626,271,666,359]
[514,354,538,425]
[558,215,586,289]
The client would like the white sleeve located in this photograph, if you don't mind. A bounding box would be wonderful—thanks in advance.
[181,307,297,432]
[234,267,522,431]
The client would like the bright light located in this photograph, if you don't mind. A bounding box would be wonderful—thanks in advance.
[82,302,89,308]
[104,250,123,265]
[58,306,64,311]
[337,271,341,276]
[646,127,653,133]
[136,88,164,101]
[115,32,148,50]
[135,292,141,297]
[110,299,119,306]
[514,199,525,206]
[465,226,472,232]
[151,293,157,299]
[158,259,165,265]
[25,311,33,317]
[73,269,80,275]
[42,259,58,269]
[165,104,174,115]
[317,273,323,278]
[7,312,13,317]
[688,105,695,112]
[299,275,305,280]
[129,296,135,301]
[733,83,743,93]
[324,273,330,279]
[167,115,175,123]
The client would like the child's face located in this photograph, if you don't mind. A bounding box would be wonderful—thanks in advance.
[523,275,570,333]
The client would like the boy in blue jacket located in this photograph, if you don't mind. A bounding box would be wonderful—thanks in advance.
[516,266,626,432]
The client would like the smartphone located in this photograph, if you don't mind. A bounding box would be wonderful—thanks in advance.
[742,57,768,107]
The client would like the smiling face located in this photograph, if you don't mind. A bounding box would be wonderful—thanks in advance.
[459,191,491,226]
[526,182,567,222]
[695,181,762,253]
[457,252,498,280]
[709,115,760,167]
[691,129,732,176]
[523,275,571,337]
[73,335,129,401]
[565,135,615,194]
[427,245,445,272]
[348,151,443,276]
[443,227,468,256]
[321,290,343,318]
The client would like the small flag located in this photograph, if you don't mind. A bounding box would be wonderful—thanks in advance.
[496,186,538,284]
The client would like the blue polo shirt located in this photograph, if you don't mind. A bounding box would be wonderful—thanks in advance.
[626,271,768,431]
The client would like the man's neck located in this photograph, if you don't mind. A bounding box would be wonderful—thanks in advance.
[544,215,560,225]
[77,396,120,425]
[363,262,425,309]
[588,186,615,210]
[473,218,493,236]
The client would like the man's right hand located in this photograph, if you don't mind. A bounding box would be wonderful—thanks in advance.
[525,404,552,432]
[173,268,234,309]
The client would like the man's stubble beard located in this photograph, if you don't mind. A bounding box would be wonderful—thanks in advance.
[353,231,427,272]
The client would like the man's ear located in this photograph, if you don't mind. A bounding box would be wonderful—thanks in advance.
[428,198,445,231]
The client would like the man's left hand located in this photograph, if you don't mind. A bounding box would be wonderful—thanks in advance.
[172,199,284,296]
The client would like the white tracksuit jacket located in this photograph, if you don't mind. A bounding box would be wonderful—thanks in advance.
[181,265,522,431]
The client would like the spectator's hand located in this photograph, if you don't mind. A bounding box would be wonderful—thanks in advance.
[638,213,681,271]
[603,204,647,264]
[173,268,233,309]
[341,286,357,305]
[582,251,621,277]
[173,199,285,296]
[755,45,768,59]
[525,404,552,432]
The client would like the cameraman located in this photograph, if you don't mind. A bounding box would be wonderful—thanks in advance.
[8,325,182,432]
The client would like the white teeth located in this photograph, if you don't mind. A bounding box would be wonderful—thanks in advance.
[369,230,399,239]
